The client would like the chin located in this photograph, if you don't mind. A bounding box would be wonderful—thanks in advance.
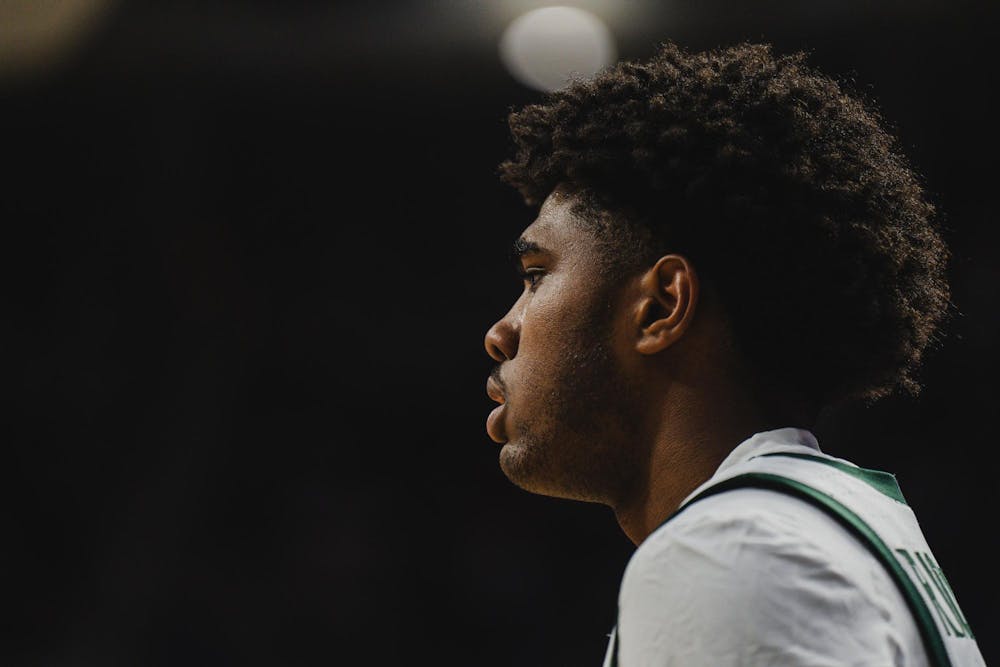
[498,439,600,503]
[497,440,531,485]
[499,440,551,495]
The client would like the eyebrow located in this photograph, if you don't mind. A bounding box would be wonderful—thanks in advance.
[510,237,547,261]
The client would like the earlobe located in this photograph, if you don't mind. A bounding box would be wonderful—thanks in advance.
[635,255,698,355]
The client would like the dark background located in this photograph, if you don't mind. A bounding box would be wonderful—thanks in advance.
[5,1,997,664]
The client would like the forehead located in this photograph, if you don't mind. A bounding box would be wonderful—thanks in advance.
[518,188,595,251]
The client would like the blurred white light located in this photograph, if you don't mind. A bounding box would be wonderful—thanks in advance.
[499,6,617,92]
[0,0,116,80]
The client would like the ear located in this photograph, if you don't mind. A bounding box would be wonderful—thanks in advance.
[633,254,699,355]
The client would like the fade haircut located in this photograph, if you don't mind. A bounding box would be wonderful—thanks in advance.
[498,40,952,416]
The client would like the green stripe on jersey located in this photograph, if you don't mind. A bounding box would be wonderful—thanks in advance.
[757,452,908,504]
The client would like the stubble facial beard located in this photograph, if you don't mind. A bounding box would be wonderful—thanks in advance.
[501,305,644,506]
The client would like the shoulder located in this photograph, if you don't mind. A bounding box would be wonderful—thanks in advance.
[621,488,860,616]
[617,487,921,666]
[627,486,857,575]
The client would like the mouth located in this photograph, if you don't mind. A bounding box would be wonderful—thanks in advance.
[486,375,508,444]
[486,375,505,405]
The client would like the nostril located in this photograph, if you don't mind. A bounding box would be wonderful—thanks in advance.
[485,334,507,362]
[485,321,515,362]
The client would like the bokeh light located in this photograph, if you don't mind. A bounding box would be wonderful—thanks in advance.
[499,6,617,92]
[0,0,116,80]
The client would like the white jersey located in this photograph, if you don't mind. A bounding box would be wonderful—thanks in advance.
[602,427,986,666]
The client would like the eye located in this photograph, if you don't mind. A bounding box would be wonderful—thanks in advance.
[518,267,545,291]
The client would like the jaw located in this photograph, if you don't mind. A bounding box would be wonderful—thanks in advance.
[498,427,637,506]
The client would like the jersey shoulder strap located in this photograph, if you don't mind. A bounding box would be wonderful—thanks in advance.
[605,453,985,667]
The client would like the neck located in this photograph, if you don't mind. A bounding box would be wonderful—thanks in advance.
[611,380,774,546]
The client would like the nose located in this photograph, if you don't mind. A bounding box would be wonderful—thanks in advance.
[485,315,518,362]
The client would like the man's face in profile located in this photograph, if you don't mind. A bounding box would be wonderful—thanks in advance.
[484,186,642,505]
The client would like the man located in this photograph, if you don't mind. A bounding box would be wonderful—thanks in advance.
[484,41,986,665]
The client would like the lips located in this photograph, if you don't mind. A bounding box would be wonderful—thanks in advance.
[486,375,508,444]
[486,376,505,405]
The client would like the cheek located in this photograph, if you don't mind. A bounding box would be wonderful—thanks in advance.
[519,279,577,347]
[506,291,569,398]
[516,318,565,381]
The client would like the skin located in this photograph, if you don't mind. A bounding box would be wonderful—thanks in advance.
[484,183,778,546]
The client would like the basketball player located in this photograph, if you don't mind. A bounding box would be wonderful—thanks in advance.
[484,41,986,665]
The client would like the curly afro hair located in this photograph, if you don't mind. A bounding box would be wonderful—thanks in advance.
[498,40,952,417]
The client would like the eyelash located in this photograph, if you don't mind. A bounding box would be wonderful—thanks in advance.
[518,267,545,290]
